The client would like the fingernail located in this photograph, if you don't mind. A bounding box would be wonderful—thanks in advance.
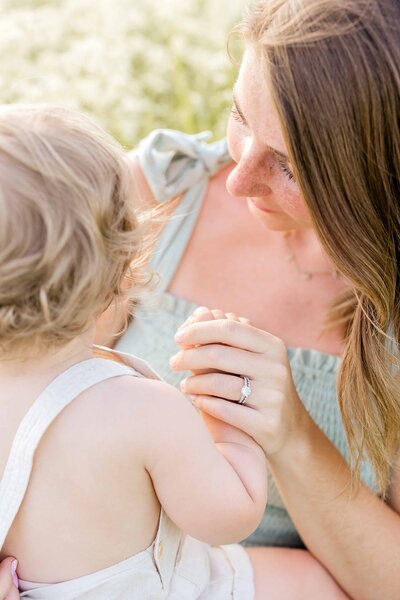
[11,559,18,588]
[169,354,178,368]
[180,377,187,390]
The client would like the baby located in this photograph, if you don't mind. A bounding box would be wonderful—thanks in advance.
[0,105,267,598]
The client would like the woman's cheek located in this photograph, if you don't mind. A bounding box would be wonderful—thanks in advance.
[281,190,312,223]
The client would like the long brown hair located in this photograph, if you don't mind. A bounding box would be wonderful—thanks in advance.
[241,0,400,495]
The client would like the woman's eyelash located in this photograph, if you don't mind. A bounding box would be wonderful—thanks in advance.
[230,106,245,125]
[280,162,295,182]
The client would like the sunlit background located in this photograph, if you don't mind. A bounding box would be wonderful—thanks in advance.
[0,0,245,148]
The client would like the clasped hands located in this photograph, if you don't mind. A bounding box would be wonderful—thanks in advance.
[170,307,311,460]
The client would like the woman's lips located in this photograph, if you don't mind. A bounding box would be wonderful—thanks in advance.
[249,198,279,213]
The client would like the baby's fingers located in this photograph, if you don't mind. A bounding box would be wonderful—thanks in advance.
[210,309,226,320]
[178,308,248,331]
[239,317,251,325]
[0,558,19,600]
[212,310,250,324]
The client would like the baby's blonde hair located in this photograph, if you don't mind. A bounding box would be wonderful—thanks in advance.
[0,104,150,358]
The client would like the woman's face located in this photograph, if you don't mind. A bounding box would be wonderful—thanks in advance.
[227,49,312,230]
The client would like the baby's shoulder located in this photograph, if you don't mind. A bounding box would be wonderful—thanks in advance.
[48,374,183,461]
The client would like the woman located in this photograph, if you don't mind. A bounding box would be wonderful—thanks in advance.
[1,0,399,597]
[168,1,400,597]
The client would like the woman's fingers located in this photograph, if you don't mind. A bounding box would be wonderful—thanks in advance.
[174,309,254,379]
[175,319,280,355]
[176,307,214,332]
[181,372,256,404]
[176,308,251,342]
[176,307,216,350]
[170,344,266,379]
[0,558,19,600]
[174,309,305,458]
[192,396,261,439]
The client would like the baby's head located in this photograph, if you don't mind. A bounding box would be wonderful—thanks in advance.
[0,104,147,359]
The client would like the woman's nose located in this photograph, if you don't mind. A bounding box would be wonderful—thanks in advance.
[226,149,273,198]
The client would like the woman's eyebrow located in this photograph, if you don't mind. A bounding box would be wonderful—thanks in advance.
[232,92,290,164]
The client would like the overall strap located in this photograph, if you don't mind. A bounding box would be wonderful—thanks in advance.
[0,358,136,549]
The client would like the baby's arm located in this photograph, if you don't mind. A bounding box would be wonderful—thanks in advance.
[140,378,267,546]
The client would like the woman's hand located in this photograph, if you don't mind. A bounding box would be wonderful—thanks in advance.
[177,307,260,446]
[0,558,19,599]
[171,309,311,458]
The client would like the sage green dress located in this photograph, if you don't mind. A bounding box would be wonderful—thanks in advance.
[115,129,377,548]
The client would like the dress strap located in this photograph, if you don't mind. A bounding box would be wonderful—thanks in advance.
[0,358,136,549]
[135,129,231,291]
[136,129,230,205]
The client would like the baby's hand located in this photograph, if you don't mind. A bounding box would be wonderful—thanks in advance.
[0,558,19,599]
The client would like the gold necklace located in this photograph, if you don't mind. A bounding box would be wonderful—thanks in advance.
[283,231,340,280]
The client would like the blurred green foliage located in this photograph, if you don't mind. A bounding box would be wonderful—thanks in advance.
[0,0,245,147]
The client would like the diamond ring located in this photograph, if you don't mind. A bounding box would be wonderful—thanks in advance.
[238,376,251,405]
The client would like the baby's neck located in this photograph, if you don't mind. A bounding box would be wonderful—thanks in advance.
[0,330,94,385]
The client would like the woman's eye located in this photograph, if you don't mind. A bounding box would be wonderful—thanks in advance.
[279,162,295,182]
[230,106,246,126]
[230,105,295,184]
